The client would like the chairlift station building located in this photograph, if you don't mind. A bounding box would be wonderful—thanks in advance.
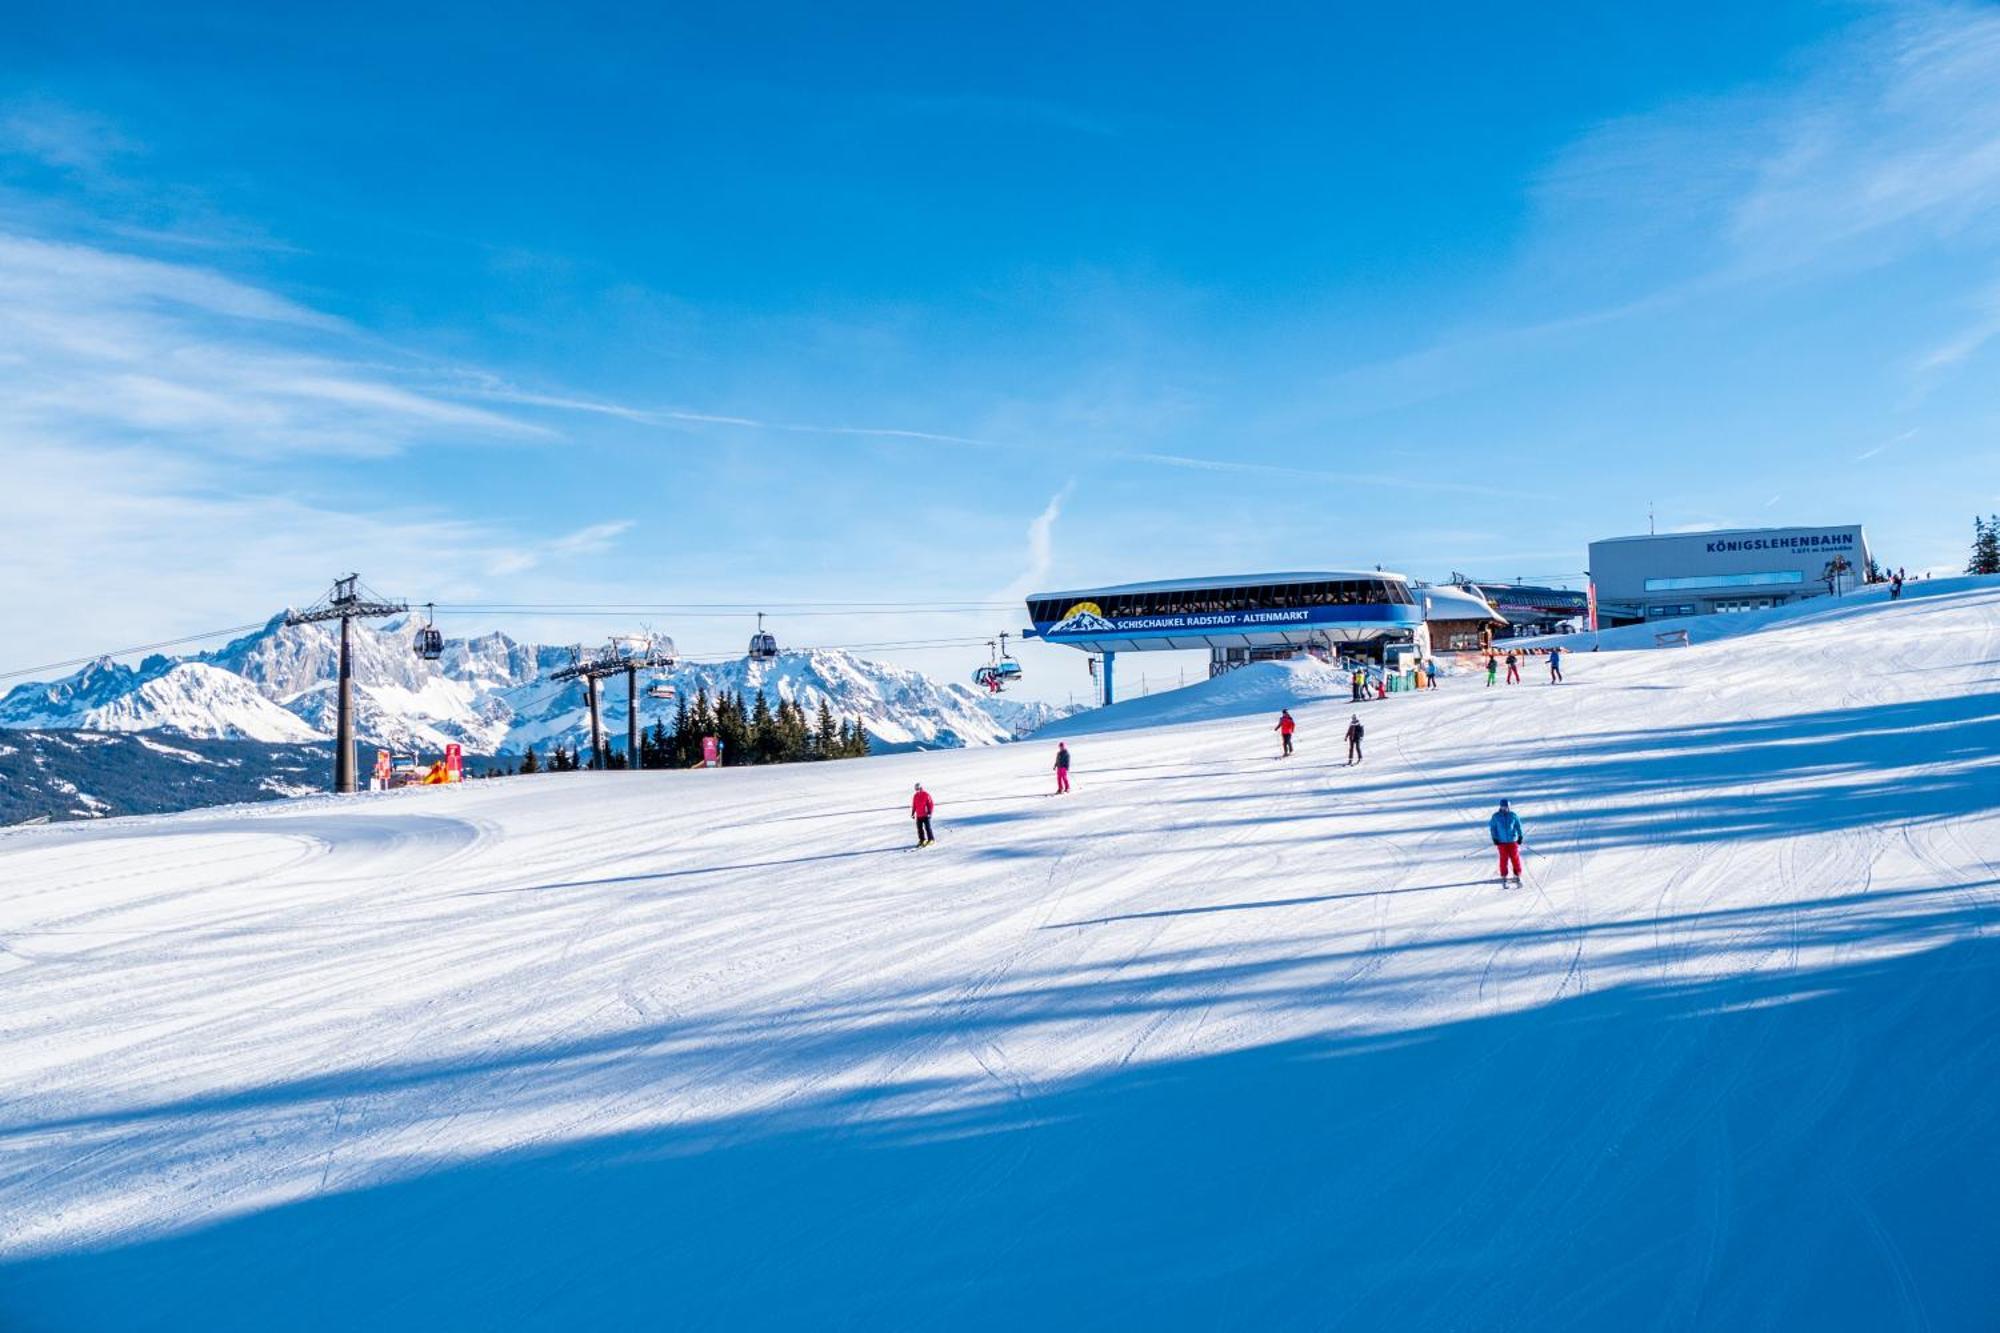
[1588,524,1870,626]
[1024,571,1431,704]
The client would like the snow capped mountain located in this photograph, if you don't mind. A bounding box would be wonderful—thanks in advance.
[0,658,322,742]
[0,615,1075,755]
[643,650,1024,752]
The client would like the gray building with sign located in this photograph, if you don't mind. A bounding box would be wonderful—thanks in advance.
[1588,524,1870,625]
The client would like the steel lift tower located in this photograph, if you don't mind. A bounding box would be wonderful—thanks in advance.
[549,635,678,770]
[286,574,408,794]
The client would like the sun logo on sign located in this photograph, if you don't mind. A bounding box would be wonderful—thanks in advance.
[1050,601,1117,634]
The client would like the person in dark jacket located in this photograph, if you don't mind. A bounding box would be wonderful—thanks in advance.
[1504,651,1521,684]
[1054,742,1072,794]
[1489,799,1524,886]
[1548,645,1564,684]
[1344,714,1364,766]
[911,783,936,846]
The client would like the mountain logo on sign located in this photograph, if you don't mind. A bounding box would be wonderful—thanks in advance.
[1049,601,1118,635]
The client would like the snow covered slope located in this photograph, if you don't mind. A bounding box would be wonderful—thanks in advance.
[1,614,1062,755]
[3,582,1998,1329]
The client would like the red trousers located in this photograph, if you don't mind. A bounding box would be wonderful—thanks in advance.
[1496,843,1522,877]
[1056,768,1070,793]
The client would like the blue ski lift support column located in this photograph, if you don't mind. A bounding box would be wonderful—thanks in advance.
[1102,651,1115,706]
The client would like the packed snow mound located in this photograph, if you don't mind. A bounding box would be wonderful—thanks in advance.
[3,582,1998,1329]
[1521,572,2000,653]
[1036,657,1351,737]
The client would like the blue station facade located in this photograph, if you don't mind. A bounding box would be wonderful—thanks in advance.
[1024,572,1425,704]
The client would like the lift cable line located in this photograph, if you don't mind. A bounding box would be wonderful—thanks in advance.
[285,575,408,795]
[548,635,679,772]
[433,600,1016,612]
[0,622,275,685]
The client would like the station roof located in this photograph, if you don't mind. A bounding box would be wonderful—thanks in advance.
[1028,570,1408,602]
[1421,584,1507,624]
[1590,524,1863,547]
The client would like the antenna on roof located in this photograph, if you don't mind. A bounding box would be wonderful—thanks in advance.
[1649,502,1656,536]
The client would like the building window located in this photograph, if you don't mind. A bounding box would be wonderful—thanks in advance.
[1644,570,1806,592]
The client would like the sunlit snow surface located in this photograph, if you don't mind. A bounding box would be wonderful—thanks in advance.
[2,579,1997,1329]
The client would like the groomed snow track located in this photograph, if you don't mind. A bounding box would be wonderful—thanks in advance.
[2,579,1998,1329]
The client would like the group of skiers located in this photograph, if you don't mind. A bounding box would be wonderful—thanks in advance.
[1347,660,1444,701]
[910,666,1534,885]
[1486,645,1562,687]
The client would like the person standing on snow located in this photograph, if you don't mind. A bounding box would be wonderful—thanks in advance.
[1350,668,1366,703]
[1425,658,1440,690]
[1275,708,1296,757]
[1054,742,1072,794]
[1504,651,1521,684]
[1489,799,1524,886]
[1548,645,1564,684]
[1485,654,1499,687]
[911,783,936,847]
[1345,714,1364,766]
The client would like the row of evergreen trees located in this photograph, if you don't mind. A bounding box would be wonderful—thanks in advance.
[1969,516,2000,575]
[503,688,871,775]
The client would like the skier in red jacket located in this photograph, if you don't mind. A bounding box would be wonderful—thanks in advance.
[911,783,935,847]
[1275,709,1296,757]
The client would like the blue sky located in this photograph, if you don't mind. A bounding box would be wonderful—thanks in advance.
[3,1,1997,701]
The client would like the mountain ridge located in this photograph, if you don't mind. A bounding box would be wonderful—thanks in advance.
[0,615,1073,755]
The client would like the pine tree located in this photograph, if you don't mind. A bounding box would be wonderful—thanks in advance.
[670,695,692,767]
[519,746,541,775]
[1970,515,2000,575]
[814,697,838,759]
[779,698,812,762]
[846,718,871,758]
[714,691,749,766]
[750,689,779,764]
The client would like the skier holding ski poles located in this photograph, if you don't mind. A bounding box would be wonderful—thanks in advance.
[1490,799,1524,887]
[1548,645,1564,684]
[1505,651,1521,684]
[1275,709,1296,757]
[1345,714,1364,766]
[1054,742,1072,794]
[911,783,936,847]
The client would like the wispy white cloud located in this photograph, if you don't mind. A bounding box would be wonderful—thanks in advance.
[0,99,136,177]
[457,381,993,448]
[1117,451,1538,500]
[994,484,1074,603]
[1856,427,1919,461]
[1318,3,2000,416]
[0,231,541,457]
